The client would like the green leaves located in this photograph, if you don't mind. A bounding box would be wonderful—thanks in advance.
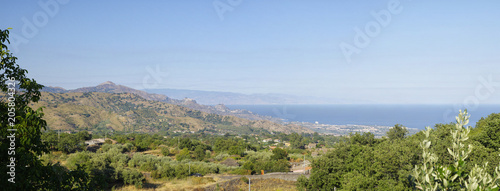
[0,28,54,190]
[412,110,500,191]
[387,124,409,140]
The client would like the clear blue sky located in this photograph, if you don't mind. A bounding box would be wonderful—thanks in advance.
[2,0,500,104]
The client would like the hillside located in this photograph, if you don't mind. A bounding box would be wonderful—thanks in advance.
[42,82,281,122]
[26,92,312,134]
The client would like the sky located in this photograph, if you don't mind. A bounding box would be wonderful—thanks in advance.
[1,0,500,104]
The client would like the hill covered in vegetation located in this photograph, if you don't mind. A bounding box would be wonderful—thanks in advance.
[42,81,282,122]
[28,91,312,135]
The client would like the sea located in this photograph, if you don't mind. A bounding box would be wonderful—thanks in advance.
[226,104,500,130]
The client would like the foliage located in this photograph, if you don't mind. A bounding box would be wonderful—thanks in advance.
[271,148,288,161]
[41,130,91,153]
[412,110,500,190]
[242,150,290,174]
[471,113,500,150]
[65,145,146,189]
[0,28,92,190]
[176,148,191,161]
[301,131,420,190]
[296,175,310,191]
[194,145,206,161]
[161,146,170,156]
[387,124,409,140]
[300,110,500,190]
[289,132,306,149]
[214,152,230,161]
[213,137,254,155]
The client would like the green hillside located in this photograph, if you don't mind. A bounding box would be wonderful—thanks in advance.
[27,92,312,134]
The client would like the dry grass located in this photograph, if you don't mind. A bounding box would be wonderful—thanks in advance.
[210,178,298,191]
[113,177,214,191]
[143,148,162,156]
[112,176,297,191]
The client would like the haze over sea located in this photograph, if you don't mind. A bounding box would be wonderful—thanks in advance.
[227,105,500,130]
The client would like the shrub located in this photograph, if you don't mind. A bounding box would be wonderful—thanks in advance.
[230,168,252,175]
[176,148,191,161]
[412,110,500,190]
[214,153,229,161]
[240,176,249,184]
[66,151,93,170]
[119,168,145,188]
[161,146,170,156]
[296,175,310,191]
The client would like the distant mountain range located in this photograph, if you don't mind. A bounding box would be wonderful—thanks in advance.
[145,89,341,105]
[42,81,282,122]
[25,91,311,134]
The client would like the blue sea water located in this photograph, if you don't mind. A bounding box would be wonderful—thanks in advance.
[226,105,500,130]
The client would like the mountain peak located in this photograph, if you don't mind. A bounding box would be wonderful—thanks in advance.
[99,81,116,86]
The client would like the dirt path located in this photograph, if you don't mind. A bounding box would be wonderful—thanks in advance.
[207,172,310,182]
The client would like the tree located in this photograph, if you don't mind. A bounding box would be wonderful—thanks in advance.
[57,133,84,153]
[194,145,205,161]
[471,113,500,150]
[386,124,409,140]
[271,148,288,161]
[1,28,90,190]
[179,137,194,150]
[41,130,59,150]
[349,132,377,146]
[0,28,49,189]
[289,132,305,149]
[161,146,170,156]
[76,131,92,141]
[176,148,191,161]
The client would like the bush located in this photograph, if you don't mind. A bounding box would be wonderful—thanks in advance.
[230,168,252,175]
[214,153,229,161]
[296,175,310,191]
[66,151,93,170]
[116,167,145,188]
[176,148,191,161]
[161,146,170,156]
[240,176,249,184]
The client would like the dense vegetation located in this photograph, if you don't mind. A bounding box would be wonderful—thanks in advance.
[297,111,500,190]
[35,128,330,189]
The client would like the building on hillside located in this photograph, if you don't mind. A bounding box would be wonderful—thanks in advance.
[84,138,117,146]
[262,138,273,143]
[85,139,105,146]
[307,143,317,149]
